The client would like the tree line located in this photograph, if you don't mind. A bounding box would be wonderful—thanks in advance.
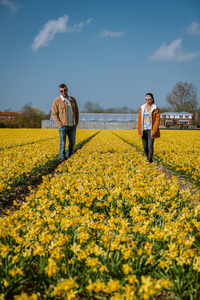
[82,102,138,114]
[0,103,50,128]
[83,81,199,113]
[0,81,199,128]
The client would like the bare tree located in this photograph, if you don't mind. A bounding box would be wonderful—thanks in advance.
[166,81,198,112]
[82,101,137,114]
[82,101,102,113]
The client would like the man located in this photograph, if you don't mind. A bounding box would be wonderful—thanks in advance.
[52,83,79,162]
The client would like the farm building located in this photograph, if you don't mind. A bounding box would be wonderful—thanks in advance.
[160,111,193,127]
[0,111,18,122]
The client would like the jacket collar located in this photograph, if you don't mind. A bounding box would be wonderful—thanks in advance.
[60,95,72,102]
[141,103,157,112]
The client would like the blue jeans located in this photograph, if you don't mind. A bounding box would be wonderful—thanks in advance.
[142,129,154,163]
[58,125,76,161]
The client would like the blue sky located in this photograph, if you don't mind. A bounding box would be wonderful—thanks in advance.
[0,0,200,113]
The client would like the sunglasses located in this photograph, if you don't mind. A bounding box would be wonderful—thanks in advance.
[60,89,67,93]
[145,96,152,100]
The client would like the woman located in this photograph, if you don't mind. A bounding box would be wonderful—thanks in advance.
[137,93,160,163]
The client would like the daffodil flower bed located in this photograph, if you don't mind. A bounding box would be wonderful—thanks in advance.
[0,129,99,198]
[0,129,59,150]
[1,130,200,299]
[112,130,200,185]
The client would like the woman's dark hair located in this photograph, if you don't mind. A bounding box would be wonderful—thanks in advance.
[146,93,155,103]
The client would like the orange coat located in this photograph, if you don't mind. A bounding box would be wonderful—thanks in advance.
[137,104,160,138]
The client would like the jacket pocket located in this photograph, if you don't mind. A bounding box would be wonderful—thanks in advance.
[59,105,66,114]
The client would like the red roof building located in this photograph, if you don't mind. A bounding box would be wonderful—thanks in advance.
[160,111,193,126]
[0,111,18,122]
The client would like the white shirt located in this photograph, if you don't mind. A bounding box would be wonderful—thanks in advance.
[60,95,74,126]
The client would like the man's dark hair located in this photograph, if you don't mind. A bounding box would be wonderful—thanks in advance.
[59,83,67,89]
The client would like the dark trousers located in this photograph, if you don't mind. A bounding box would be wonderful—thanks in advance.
[142,129,154,163]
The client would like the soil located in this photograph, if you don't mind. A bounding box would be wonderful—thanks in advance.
[156,164,200,198]
[0,159,61,217]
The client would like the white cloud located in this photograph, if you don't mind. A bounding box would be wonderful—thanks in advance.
[148,38,198,61]
[31,15,93,51]
[99,30,125,38]
[0,0,21,11]
[72,18,94,32]
[187,21,200,36]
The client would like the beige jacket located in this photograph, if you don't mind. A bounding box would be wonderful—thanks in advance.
[137,104,160,138]
[52,96,79,128]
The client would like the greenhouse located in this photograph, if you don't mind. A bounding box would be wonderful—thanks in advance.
[42,113,138,129]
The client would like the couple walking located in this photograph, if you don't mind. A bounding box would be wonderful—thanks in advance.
[52,84,160,164]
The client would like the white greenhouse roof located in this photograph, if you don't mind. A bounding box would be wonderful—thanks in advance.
[79,113,138,122]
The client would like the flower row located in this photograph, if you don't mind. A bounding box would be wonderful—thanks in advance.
[112,129,200,184]
[0,130,200,299]
[0,129,59,150]
[0,129,99,197]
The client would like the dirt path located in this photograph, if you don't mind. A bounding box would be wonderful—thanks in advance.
[0,133,100,217]
[156,164,200,193]
[0,159,60,217]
